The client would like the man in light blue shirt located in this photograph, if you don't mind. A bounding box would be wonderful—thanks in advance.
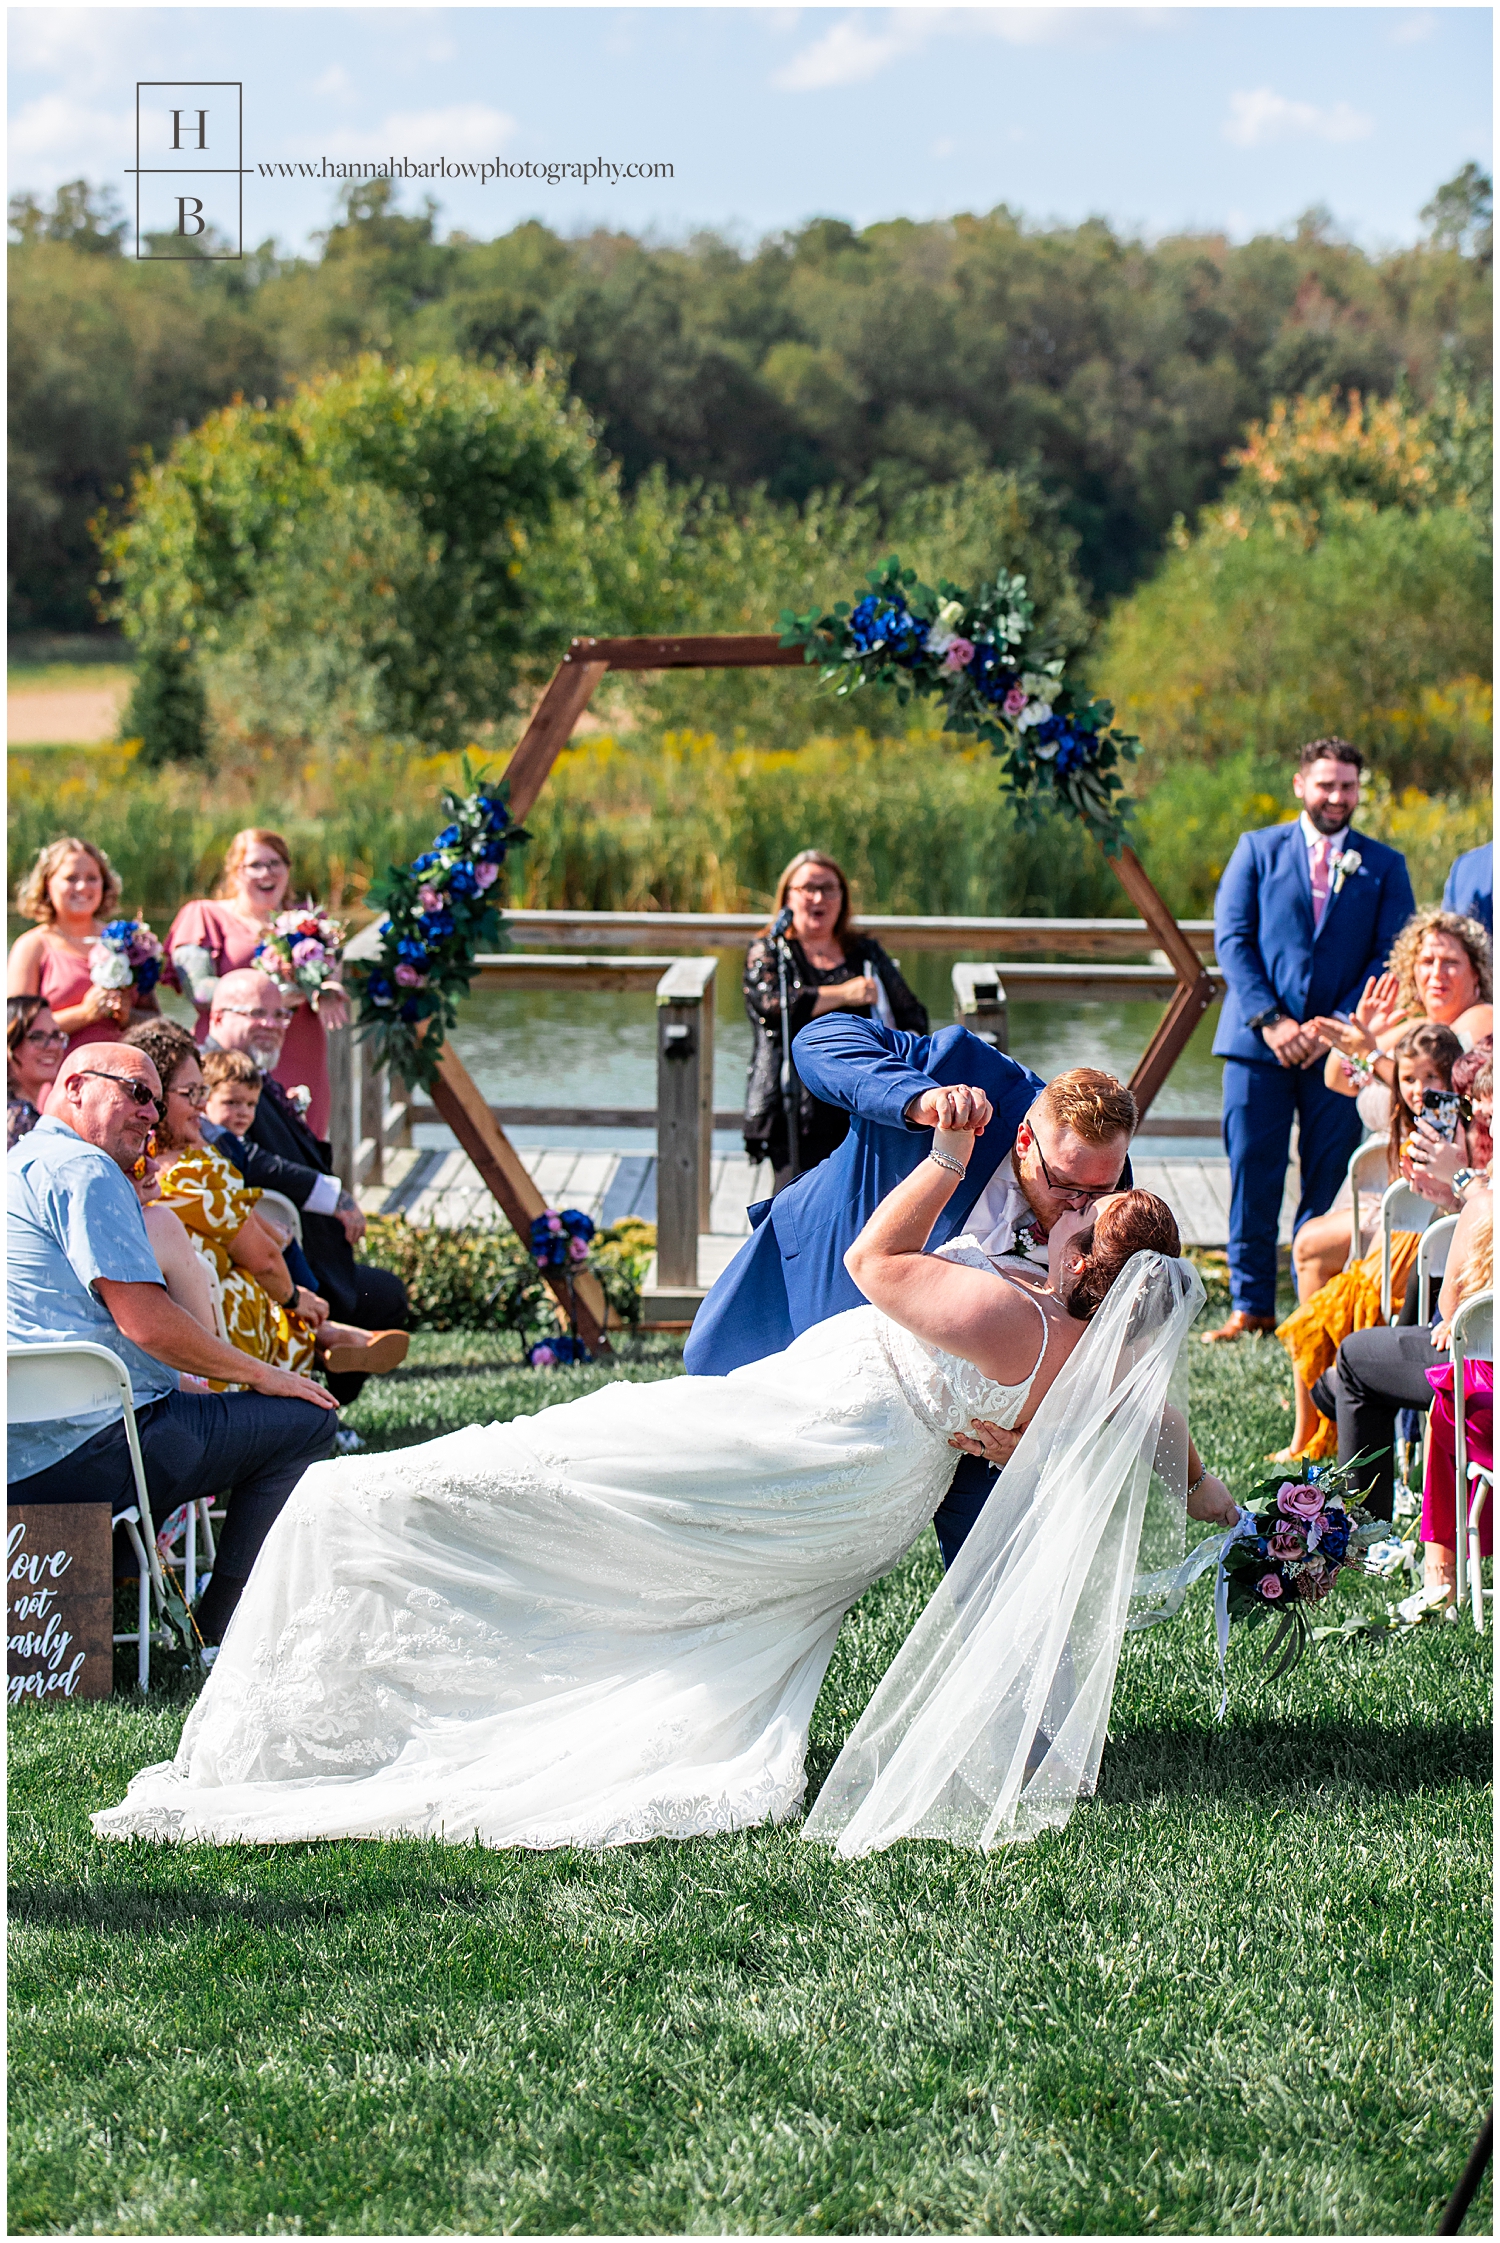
[1443,842,1492,938]
[8,1045,339,1643]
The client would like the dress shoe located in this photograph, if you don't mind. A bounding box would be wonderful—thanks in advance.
[319,1329,410,1377]
[1200,1309,1277,1346]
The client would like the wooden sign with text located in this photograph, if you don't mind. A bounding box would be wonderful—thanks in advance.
[7,1505,114,1706]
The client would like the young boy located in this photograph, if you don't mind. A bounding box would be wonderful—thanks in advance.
[201,1046,263,1141]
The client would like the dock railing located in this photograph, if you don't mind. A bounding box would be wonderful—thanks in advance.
[334,912,1225,1307]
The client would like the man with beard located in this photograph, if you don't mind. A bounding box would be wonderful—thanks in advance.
[686,1013,1142,1565]
[1204,738,1415,1345]
[202,970,408,1399]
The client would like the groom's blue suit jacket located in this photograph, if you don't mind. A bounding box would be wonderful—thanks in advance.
[684,1017,1045,1376]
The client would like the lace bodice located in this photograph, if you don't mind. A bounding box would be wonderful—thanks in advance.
[874,1236,1050,1438]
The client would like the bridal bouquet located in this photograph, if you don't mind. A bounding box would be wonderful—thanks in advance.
[1221,1455,1386,1677]
[252,906,346,1011]
[779,557,1140,849]
[90,918,163,998]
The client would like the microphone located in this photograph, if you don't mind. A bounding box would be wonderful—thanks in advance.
[771,906,794,940]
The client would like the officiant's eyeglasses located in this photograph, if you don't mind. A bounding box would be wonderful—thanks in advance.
[1032,1138,1120,1209]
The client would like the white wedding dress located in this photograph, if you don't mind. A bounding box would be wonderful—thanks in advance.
[94,1243,1052,1852]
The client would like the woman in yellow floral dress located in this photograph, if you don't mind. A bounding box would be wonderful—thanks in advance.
[125,1021,405,1380]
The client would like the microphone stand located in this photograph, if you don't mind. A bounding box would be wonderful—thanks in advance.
[771,905,801,1181]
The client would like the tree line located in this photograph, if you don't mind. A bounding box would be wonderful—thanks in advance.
[9,166,1492,634]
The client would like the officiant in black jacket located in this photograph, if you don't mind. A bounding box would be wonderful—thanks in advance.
[202,968,408,1400]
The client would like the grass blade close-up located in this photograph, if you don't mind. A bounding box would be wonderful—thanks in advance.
[8,1314,1492,2237]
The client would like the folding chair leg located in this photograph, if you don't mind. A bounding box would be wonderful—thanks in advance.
[185,1503,198,1603]
[1467,1473,1488,1634]
[138,1570,150,1689]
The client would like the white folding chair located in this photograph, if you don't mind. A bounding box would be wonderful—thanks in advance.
[1417,1216,1460,1324]
[1450,1291,1494,1631]
[6,1342,172,1690]
[1379,1181,1436,1321]
[255,1189,303,1247]
[1346,1138,1390,1267]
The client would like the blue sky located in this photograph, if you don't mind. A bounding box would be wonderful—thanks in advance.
[9,5,1492,258]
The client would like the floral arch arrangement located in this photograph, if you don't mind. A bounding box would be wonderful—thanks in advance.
[779,557,1140,852]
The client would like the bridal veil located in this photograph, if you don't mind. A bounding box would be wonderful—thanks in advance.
[802,1249,1206,1856]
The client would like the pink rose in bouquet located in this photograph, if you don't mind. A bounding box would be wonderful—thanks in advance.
[1276,1481,1324,1522]
[1003,684,1028,716]
[943,638,975,672]
[1268,1522,1306,1562]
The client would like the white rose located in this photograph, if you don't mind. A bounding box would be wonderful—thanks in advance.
[90,948,134,990]
[934,597,965,633]
[1021,671,1063,704]
[1029,735,1059,760]
[924,627,955,658]
[1016,699,1052,732]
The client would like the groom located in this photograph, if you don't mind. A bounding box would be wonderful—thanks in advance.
[685,1012,1137,1565]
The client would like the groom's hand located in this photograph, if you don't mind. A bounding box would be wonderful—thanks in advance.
[905,1084,993,1133]
[950,1418,1022,1467]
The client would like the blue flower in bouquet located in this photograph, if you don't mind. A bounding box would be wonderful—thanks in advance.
[366,971,396,1009]
[399,997,423,1022]
[91,918,163,998]
[417,909,455,940]
[967,644,1020,706]
[848,594,924,663]
[446,863,479,899]
[434,824,461,849]
[396,936,430,964]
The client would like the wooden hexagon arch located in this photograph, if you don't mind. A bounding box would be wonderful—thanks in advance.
[422,632,1217,1357]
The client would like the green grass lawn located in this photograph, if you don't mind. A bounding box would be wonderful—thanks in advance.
[9,1311,1492,2236]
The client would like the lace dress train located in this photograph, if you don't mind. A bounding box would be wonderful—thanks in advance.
[94,1262,1043,1852]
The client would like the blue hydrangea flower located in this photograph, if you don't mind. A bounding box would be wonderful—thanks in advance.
[396,936,430,963]
[447,863,479,899]
[848,594,924,662]
[967,645,1019,705]
[434,824,461,849]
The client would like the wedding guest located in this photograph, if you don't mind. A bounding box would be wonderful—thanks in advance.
[1205,738,1415,1344]
[1275,1021,1463,1459]
[7,996,66,1147]
[1312,908,1492,1121]
[202,970,408,1399]
[1313,1184,1492,1573]
[1407,1046,1493,1216]
[126,1018,408,1383]
[1443,840,1492,937]
[167,828,349,1136]
[1421,1197,1493,1598]
[8,1043,337,1644]
[743,849,927,1191]
[8,835,158,1054]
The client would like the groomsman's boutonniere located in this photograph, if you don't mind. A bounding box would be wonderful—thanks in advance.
[1330,848,1362,899]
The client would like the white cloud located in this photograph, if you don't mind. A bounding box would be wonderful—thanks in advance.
[9,91,131,174]
[1389,11,1437,43]
[1223,88,1374,150]
[311,66,354,101]
[772,8,1164,93]
[932,135,955,160]
[320,103,519,162]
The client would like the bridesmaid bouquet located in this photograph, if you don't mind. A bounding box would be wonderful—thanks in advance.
[90,918,163,997]
[253,906,346,1011]
[530,1208,595,1269]
[527,1335,592,1368]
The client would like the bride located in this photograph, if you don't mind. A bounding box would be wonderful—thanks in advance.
[94,1088,1235,1857]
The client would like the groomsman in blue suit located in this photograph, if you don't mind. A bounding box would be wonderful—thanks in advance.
[1205,737,1415,1343]
[685,1019,1138,1563]
[1443,841,1492,936]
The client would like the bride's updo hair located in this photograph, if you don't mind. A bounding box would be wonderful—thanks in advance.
[1062,1189,1182,1321]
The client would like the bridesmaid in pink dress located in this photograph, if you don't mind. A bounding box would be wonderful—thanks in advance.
[167,828,349,1139]
[7,836,160,1054]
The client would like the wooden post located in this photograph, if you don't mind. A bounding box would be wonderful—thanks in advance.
[426,1043,612,1354]
[655,958,716,1288]
[360,1052,387,1187]
[1107,844,1218,1120]
[326,1021,358,1194]
[504,658,610,823]
[952,963,1009,1051]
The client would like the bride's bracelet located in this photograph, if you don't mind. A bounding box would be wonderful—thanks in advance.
[928,1146,968,1178]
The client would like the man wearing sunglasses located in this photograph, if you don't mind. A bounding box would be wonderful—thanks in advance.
[8,1045,338,1644]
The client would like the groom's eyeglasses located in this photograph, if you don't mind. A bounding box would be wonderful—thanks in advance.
[1032,1137,1121,1209]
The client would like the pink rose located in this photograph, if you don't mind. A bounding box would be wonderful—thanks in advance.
[1268,1523,1306,1562]
[1003,685,1028,716]
[291,939,323,966]
[943,638,975,672]
[417,885,443,913]
[568,1235,589,1262]
[394,963,423,987]
[531,1345,557,1367]
[547,1213,563,1233]
[1256,1573,1284,1600]
[474,861,500,889]
[1276,1481,1324,1522]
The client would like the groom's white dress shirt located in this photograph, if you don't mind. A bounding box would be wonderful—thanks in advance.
[966,1154,1046,1269]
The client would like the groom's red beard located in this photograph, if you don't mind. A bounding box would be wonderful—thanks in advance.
[1015,1157,1056,1237]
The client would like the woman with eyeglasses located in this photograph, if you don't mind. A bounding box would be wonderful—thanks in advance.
[123,1020,406,1384]
[7,996,67,1148]
[166,828,350,1139]
[8,835,159,1055]
[744,850,927,1192]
